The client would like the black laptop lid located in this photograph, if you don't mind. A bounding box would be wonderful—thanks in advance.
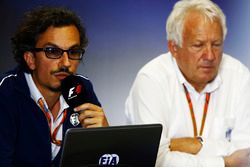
[60,124,162,167]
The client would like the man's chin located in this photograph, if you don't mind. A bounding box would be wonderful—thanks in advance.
[49,86,61,92]
[202,75,216,84]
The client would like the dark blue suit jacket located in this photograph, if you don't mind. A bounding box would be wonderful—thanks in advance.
[0,67,101,167]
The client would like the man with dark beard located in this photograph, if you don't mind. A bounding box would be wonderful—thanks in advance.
[0,7,108,167]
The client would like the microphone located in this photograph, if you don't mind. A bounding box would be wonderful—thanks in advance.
[61,75,89,108]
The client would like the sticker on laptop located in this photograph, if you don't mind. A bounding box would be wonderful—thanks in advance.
[99,154,119,166]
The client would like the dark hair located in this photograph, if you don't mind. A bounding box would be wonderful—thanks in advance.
[11,6,88,71]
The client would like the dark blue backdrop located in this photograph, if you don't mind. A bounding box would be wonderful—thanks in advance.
[1,0,249,124]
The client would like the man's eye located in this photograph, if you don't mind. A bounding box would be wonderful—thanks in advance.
[69,49,81,54]
[213,43,222,47]
[46,48,61,54]
[193,44,202,48]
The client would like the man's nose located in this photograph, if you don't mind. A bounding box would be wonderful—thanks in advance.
[60,51,71,67]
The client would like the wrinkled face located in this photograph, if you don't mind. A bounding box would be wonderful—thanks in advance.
[24,25,81,94]
[170,11,223,91]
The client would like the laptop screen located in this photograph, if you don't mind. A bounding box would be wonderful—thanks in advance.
[60,124,162,167]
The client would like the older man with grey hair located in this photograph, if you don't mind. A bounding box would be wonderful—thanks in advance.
[125,0,250,166]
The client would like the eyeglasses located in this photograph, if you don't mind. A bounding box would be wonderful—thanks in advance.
[33,47,85,60]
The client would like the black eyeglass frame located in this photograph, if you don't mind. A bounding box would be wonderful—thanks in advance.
[32,47,85,60]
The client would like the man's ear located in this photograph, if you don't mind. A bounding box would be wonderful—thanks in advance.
[168,41,178,58]
[23,51,36,70]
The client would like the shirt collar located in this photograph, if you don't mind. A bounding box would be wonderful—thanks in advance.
[172,56,222,94]
[24,73,69,112]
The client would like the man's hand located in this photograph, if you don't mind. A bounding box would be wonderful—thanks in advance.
[224,148,250,167]
[74,103,109,128]
[169,137,202,154]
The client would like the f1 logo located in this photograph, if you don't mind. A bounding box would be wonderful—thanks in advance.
[68,84,82,99]
[68,87,75,98]
[99,154,119,165]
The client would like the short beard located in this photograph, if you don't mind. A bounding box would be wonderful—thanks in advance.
[51,66,73,75]
[48,85,62,93]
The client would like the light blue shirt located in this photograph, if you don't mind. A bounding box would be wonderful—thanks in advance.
[24,73,69,160]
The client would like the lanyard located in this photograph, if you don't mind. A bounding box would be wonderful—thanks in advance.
[38,98,68,146]
[183,84,210,137]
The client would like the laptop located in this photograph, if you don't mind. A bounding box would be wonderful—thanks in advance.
[60,124,162,167]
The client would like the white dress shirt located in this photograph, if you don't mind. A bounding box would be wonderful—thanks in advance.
[25,73,69,160]
[125,52,250,167]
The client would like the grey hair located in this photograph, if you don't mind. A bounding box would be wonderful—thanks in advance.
[166,0,227,47]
